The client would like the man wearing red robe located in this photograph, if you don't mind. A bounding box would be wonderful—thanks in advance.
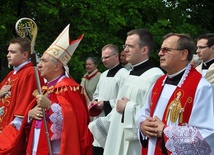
[0,37,45,154]
[26,25,93,155]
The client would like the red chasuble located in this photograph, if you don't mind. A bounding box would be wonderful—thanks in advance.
[0,62,45,154]
[26,78,93,155]
[142,67,201,155]
[0,62,44,131]
[0,98,37,154]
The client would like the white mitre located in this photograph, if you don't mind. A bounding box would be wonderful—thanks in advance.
[44,24,84,66]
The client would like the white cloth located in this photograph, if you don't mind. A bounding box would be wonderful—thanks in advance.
[196,63,214,85]
[89,67,164,155]
[91,67,128,147]
[10,117,23,130]
[138,70,214,154]
[13,60,31,74]
[93,68,128,106]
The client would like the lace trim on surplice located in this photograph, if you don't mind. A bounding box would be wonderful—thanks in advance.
[164,125,211,155]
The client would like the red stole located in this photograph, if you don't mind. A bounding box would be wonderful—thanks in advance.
[141,67,201,155]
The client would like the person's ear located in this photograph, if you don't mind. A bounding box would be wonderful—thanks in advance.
[141,46,149,55]
[23,51,29,58]
[180,49,188,61]
[210,45,214,52]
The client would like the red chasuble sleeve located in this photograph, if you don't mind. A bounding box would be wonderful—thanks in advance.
[56,79,93,155]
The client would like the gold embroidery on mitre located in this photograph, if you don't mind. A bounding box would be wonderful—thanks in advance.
[166,90,184,123]
[46,47,60,56]
[62,54,69,63]
[43,24,84,66]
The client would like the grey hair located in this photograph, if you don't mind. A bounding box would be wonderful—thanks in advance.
[50,56,63,68]
[86,57,99,65]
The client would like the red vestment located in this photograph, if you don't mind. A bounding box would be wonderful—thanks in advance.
[0,62,44,131]
[26,77,93,155]
[0,62,45,154]
[0,99,36,154]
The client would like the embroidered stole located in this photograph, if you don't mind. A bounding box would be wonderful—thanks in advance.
[142,68,201,155]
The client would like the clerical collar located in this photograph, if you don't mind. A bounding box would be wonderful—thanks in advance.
[202,58,214,69]
[166,66,187,85]
[107,64,123,77]
[130,59,154,76]
[13,60,31,74]
[167,67,186,78]
[131,59,148,68]
[46,75,66,87]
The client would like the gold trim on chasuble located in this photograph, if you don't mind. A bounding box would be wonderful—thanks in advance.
[0,77,18,125]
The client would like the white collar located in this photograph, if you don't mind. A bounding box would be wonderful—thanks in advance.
[13,61,31,74]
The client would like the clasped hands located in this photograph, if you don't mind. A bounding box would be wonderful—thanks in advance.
[141,116,165,138]
[29,94,51,120]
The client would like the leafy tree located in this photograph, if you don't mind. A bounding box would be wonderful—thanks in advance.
[0,0,213,82]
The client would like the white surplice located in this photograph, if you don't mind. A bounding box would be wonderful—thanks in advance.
[89,67,164,155]
[139,65,214,155]
[196,63,214,85]
[91,67,129,147]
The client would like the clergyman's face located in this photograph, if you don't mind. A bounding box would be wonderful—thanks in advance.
[101,48,117,68]
[120,51,128,65]
[124,34,143,65]
[37,53,56,80]
[7,43,28,67]
[158,36,183,74]
[196,39,212,62]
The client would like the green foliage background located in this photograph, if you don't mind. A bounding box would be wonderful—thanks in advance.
[0,0,213,83]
